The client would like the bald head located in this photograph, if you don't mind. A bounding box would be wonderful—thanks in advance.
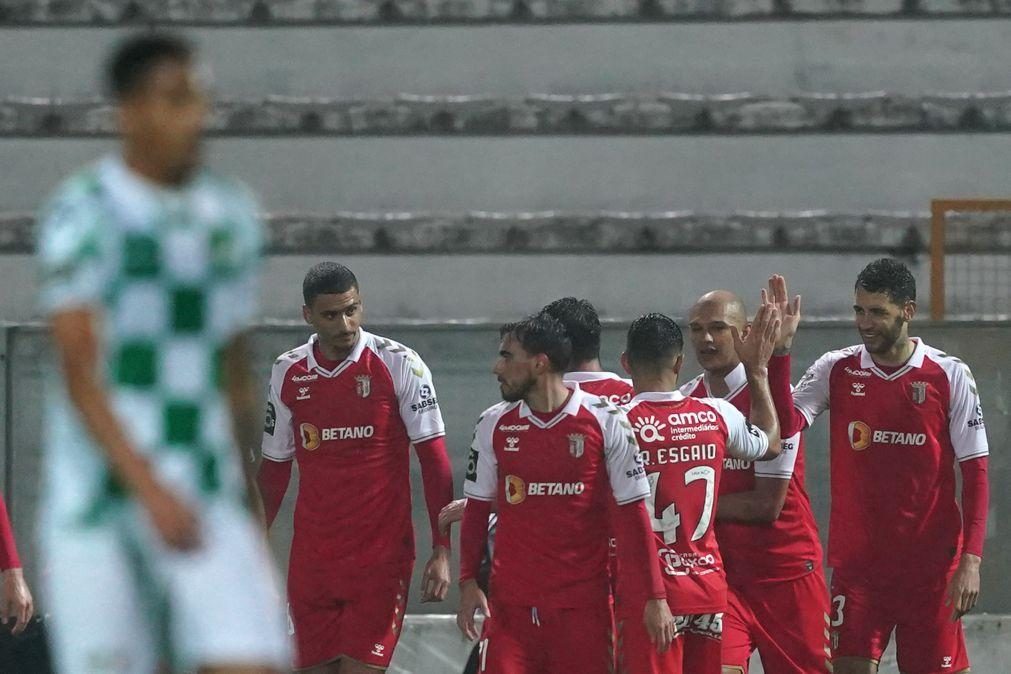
[687,290,748,378]
[691,290,747,329]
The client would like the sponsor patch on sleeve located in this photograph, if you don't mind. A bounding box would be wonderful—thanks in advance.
[264,402,276,435]
[465,447,479,483]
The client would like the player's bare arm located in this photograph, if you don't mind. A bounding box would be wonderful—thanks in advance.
[731,302,782,458]
[51,308,200,550]
[716,476,791,524]
[222,333,268,525]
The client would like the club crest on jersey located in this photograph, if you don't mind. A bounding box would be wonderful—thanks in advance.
[850,382,866,397]
[568,433,585,458]
[910,381,928,405]
[355,375,372,398]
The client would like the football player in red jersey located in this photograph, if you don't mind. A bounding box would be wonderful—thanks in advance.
[616,306,783,674]
[258,262,454,674]
[790,259,989,674]
[457,313,676,674]
[681,280,831,674]
[542,297,635,404]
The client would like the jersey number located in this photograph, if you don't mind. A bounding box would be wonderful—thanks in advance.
[646,466,715,544]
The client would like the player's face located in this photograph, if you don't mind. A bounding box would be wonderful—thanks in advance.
[493,335,539,402]
[119,59,208,183]
[304,289,363,356]
[688,302,744,377]
[853,288,914,354]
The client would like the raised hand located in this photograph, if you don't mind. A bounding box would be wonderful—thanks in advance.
[763,274,801,355]
[732,302,782,374]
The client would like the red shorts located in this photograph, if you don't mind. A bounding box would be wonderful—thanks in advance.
[722,569,832,673]
[287,560,410,670]
[477,601,613,674]
[616,612,723,674]
[829,566,969,674]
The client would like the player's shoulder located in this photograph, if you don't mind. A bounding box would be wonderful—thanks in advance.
[919,341,976,383]
[197,168,258,207]
[271,341,312,375]
[38,163,106,229]
[476,400,521,428]
[578,390,629,428]
[809,344,863,375]
[678,373,704,397]
[363,330,424,370]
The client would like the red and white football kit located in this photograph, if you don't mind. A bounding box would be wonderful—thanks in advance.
[462,385,656,674]
[565,371,635,405]
[565,372,636,597]
[792,339,989,674]
[261,331,448,670]
[682,356,831,674]
[617,391,770,674]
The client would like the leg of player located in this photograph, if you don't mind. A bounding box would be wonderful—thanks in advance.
[296,661,341,674]
[200,667,282,674]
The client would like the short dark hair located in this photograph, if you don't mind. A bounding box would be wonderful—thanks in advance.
[541,297,601,365]
[303,262,359,305]
[855,258,916,305]
[106,33,193,100]
[625,313,684,373]
[500,314,573,373]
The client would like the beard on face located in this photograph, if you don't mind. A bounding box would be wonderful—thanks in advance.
[863,316,905,354]
[500,373,537,403]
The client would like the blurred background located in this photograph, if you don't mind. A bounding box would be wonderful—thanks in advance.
[1,2,1009,671]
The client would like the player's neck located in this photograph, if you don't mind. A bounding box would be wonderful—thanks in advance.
[121,147,189,188]
[568,359,604,373]
[870,335,915,367]
[524,377,572,414]
[631,374,679,395]
[316,331,359,363]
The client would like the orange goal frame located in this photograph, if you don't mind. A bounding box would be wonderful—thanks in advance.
[930,198,1011,320]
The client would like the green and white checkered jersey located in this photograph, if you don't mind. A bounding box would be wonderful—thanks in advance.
[37,155,262,527]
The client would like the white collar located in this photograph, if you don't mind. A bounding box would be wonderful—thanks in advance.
[304,329,369,376]
[704,362,747,400]
[859,337,926,380]
[518,382,585,429]
[629,390,687,404]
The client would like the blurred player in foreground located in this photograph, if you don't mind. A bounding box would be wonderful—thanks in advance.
[457,313,675,673]
[617,305,783,674]
[259,262,454,673]
[789,259,989,674]
[682,280,830,674]
[36,33,289,673]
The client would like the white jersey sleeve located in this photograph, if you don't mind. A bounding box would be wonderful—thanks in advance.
[375,338,447,444]
[754,432,801,478]
[463,405,503,502]
[792,351,840,427]
[934,353,990,462]
[707,398,770,462]
[596,402,650,506]
[260,354,297,462]
[37,173,110,314]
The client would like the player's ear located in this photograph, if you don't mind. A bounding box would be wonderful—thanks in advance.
[301,304,312,325]
[902,299,916,322]
[671,354,684,377]
[619,351,632,376]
